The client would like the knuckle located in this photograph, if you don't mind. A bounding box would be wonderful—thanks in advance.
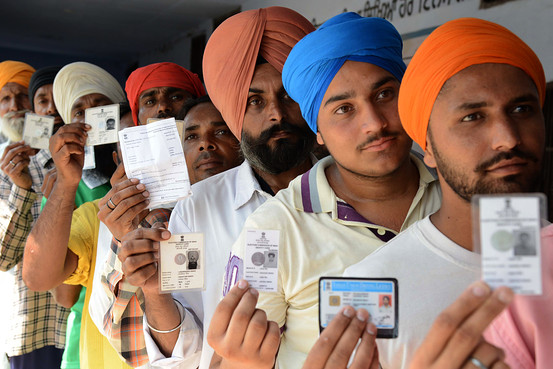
[434,312,458,331]
[454,325,479,344]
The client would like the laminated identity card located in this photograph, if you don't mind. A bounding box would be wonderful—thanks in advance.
[84,103,119,146]
[319,277,399,338]
[472,193,546,295]
[244,229,280,292]
[22,113,54,150]
[159,233,205,293]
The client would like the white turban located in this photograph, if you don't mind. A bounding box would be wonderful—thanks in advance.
[53,62,126,124]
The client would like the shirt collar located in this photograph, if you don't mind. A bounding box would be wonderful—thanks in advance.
[294,152,438,217]
[34,149,52,169]
[233,160,267,210]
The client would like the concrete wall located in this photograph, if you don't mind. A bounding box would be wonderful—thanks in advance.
[240,0,553,81]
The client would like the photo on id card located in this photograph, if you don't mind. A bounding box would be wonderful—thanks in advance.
[319,277,398,338]
[158,233,205,293]
[472,193,546,295]
[84,103,119,146]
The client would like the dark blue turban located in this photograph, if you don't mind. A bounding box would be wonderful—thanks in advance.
[29,66,62,110]
[282,12,406,133]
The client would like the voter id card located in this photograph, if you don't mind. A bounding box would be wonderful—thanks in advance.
[319,277,398,338]
[472,193,546,295]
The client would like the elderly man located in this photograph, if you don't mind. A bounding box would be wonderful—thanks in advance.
[22,62,135,369]
[216,13,441,368]
[0,62,70,369]
[344,18,549,369]
[104,7,315,368]
[125,62,205,125]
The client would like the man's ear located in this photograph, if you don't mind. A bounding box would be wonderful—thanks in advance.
[423,135,437,169]
[316,131,324,146]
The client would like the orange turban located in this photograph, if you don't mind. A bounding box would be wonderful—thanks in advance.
[398,18,545,150]
[125,62,205,125]
[203,6,315,140]
[0,60,35,90]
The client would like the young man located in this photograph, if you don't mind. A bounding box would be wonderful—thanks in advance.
[344,18,548,369]
[213,13,441,368]
[125,62,205,125]
[0,62,70,369]
[107,7,316,368]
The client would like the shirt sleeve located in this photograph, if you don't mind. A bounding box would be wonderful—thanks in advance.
[0,182,37,272]
[64,201,98,286]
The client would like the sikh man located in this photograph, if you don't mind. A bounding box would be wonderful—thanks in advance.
[125,62,205,125]
[22,62,136,369]
[107,6,316,368]
[0,62,71,369]
[86,95,243,368]
[344,18,549,369]
[211,13,441,368]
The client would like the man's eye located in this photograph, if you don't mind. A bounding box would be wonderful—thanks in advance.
[376,88,394,100]
[185,134,197,140]
[335,105,353,114]
[248,97,262,106]
[145,99,155,106]
[74,110,83,117]
[461,113,482,122]
[215,129,229,136]
[512,105,532,114]
[171,94,183,101]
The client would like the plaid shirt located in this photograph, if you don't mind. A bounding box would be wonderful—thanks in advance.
[0,148,70,356]
[100,208,171,368]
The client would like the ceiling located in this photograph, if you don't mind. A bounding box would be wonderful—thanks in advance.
[0,0,243,60]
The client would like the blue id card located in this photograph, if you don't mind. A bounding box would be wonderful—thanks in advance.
[319,277,398,339]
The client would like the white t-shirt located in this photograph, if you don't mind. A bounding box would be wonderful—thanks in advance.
[344,216,481,369]
[228,155,441,368]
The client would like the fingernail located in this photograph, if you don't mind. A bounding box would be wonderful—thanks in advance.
[85,124,91,129]
[342,307,354,318]
[237,280,248,289]
[356,310,368,322]
[130,178,139,184]
[498,288,514,304]
[137,183,145,190]
[161,231,170,239]
[142,191,149,197]
[366,323,377,335]
[249,288,259,296]
[153,242,159,250]
[472,282,490,297]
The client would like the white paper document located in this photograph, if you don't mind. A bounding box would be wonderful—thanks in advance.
[159,233,205,293]
[119,118,191,208]
[84,103,119,146]
[22,113,54,150]
[244,229,280,292]
[474,194,544,295]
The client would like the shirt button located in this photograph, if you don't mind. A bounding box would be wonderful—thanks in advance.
[377,228,386,235]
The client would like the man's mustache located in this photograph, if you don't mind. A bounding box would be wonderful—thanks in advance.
[475,148,539,173]
[356,130,399,151]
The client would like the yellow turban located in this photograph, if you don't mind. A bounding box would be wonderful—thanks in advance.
[0,60,35,90]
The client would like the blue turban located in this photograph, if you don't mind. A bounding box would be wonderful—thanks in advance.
[282,12,406,133]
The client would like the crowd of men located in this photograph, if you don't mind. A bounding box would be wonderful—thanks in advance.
[0,6,550,369]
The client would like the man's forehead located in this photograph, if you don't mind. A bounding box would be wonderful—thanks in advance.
[0,82,28,95]
[139,86,189,99]
[249,63,283,91]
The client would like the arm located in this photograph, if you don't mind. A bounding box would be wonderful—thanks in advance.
[118,226,201,368]
[22,123,89,291]
[0,142,41,271]
[51,284,82,308]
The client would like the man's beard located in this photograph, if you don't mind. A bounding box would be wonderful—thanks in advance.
[1,110,29,142]
[240,120,315,175]
[432,142,541,202]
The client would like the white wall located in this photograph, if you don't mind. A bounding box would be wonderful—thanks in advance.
[241,0,553,81]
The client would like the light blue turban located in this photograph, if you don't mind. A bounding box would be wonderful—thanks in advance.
[282,12,406,133]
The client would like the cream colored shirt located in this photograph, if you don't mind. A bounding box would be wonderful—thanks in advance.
[227,154,442,368]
